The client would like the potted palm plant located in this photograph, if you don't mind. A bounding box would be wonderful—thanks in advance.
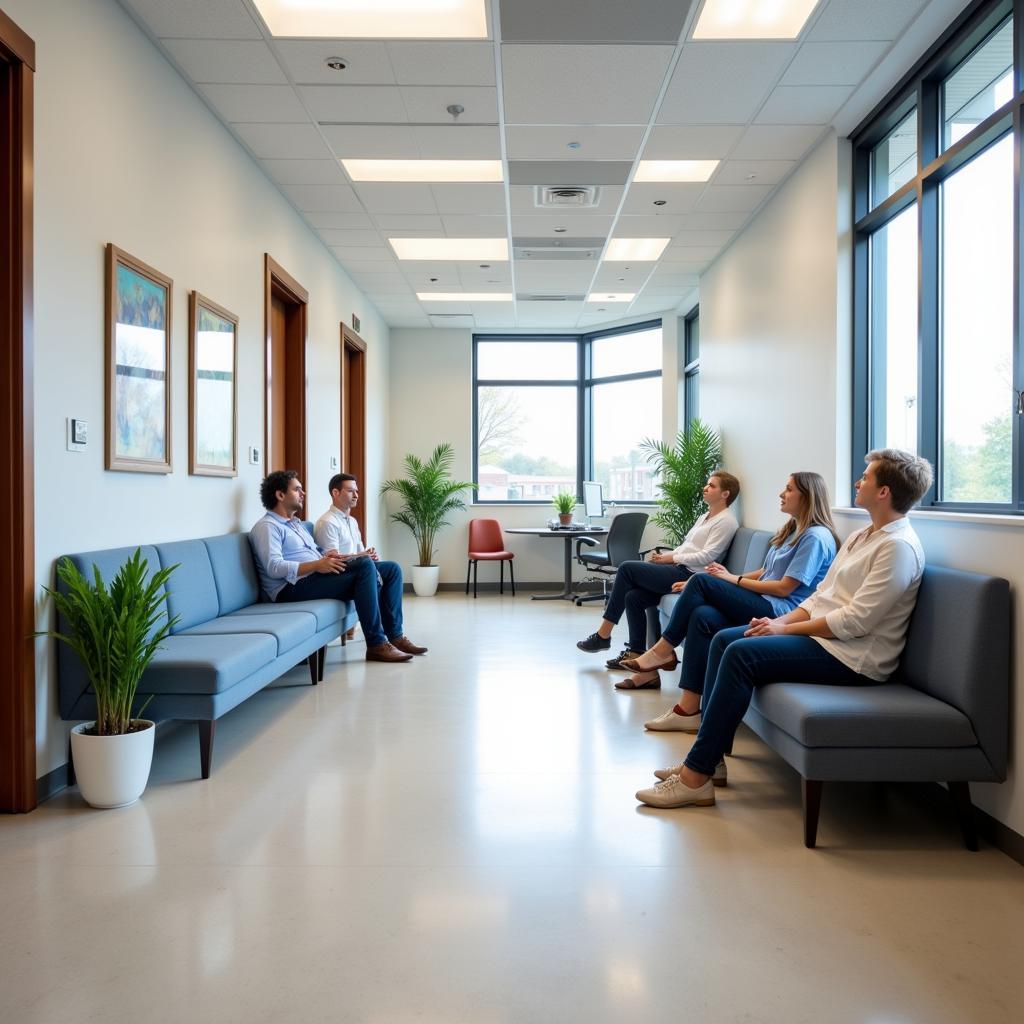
[381,442,474,597]
[641,419,722,544]
[40,549,178,808]
[551,490,576,526]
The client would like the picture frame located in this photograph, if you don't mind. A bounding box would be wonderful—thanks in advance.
[105,244,173,473]
[188,292,238,477]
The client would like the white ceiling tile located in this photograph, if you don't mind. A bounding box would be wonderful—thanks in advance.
[731,124,825,160]
[400,86,498,124]
[340,259,403,276]
[262,159,348,186]
[123,0,262,38]
[372,214,445,231]
[273,41,396,85]
[502,44,674,124]
[620,182,702,215]
[713,159,796,186]
[676,211,750,230]
[514,262,594,291]
[809,0,926,42]
[473,313,518,328]
[399,265,463,286]
[658,42,794,124]
[354,183,438,214]
[387,42,496,85]
[695,184,773,213]
[660,245,720,262]
[458,260,510,280]
[517,302,584,323]
[299,86,409,123]
[318,229,384,245]
[163,39,286,84]
[630,297,681,314]
[642,124,745,159]
[506,125,646,160]
[782,41,890,86]
[379,313,432,327]
[663,229,734,247]
[646,260,705,274]
[281,183,363,211]
[459,267,513,287]
[233,123,332,159]
[304,210,375,229]
[411,126,501,158]
[440,215,510,236]
[614,214,690,235]
[198,84,308,122]
[432,183,507,214]
[353,280,413,296]
[591,264,654,290]
[755,85,854,125]
[331,246,394,261]
[510,213,614,236]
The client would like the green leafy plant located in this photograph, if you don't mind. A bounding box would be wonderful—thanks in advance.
[641,420,722,545]
[381,443,474,566]
[38,549,179,736]
[551,491,577,516]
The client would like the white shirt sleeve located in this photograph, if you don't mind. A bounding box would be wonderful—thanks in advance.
[672,512,738,569]
[314,513,340,553]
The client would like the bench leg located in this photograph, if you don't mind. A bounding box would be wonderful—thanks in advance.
[317,645,326,682]
[948,781,979,851]
[802,778,823,848]
[198,721,215,779]
[509,558,515,596]
[466,559,472,595]
[307,652,319,685]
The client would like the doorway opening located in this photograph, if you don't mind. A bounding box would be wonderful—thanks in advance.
[341,324,367,537]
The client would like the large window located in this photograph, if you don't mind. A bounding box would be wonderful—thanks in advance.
[853,0,1023,512]
[473,322,662,503]
[683,307,700,425]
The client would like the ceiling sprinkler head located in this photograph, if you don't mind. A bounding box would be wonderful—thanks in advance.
[324,56,347,71]
[554,227,567,233]
[446,103,465,121]
[567,141,581,149]
[653,199,667,206]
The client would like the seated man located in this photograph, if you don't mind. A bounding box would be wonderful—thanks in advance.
[250,470,425,663]
[636,448,933,808]
[575,472,741,668]
[313,472,426,654]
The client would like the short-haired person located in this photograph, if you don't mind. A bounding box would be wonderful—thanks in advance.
[636,449,933,808]
[622,473,837,719]
[250,470,425,664]
[576,472,741,664]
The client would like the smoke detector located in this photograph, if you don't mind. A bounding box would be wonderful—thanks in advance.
[535,186,600,208]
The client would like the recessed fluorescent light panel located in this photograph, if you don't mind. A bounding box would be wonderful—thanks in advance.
[252,0,488,38]
[635,160,719,183]
[417,292,513,301]
[692,0,820,40]
[391,238,509,261]
[587,293,636,302]
[605,238,670,261]
[343,160,503,183]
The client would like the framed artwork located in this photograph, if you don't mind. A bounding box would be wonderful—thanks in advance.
[189,292,238,477]
[105,244,173,473]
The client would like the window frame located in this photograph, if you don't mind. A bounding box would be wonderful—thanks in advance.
[851,0,1024,514]
[472,320,663,504]
[683,305,700,426]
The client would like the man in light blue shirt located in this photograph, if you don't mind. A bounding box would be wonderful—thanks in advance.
[249,470,426,663]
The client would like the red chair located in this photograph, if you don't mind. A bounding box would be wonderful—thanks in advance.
[466,518,515,599]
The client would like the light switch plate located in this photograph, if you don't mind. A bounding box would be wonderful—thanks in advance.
[248,445,261,465]
[330,456,338,470]
[66,417,87,453]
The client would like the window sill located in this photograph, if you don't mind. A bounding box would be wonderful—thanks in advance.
[832,507,1024,527]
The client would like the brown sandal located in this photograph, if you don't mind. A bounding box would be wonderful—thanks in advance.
[620,651,678,673]
[614,672,661,690]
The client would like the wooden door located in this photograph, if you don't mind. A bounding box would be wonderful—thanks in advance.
[341,324,367,536]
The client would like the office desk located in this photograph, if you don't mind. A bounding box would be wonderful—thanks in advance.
[506,526,609,601]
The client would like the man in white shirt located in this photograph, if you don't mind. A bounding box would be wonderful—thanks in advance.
[576,472,741,665]
[637,448,933,809]
[313,473,427,656]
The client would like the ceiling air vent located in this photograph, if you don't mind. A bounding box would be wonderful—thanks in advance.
[535,185,600,208]
[517,294,585,302]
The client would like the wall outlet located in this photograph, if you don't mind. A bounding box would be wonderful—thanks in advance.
[248,445,261,465]
[66,417,87,453]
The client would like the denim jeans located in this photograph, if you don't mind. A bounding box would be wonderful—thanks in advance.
[602,559,692,653]
[661,574,774,694]
[684,625,867,776]
[277,557,404,648]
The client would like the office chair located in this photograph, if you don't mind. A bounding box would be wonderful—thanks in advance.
[466,518,515,598]
[573,511,648,606]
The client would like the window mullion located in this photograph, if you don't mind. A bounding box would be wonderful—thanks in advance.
[919,76,941,505]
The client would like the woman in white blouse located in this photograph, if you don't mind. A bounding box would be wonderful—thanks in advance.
[576,471,740,665]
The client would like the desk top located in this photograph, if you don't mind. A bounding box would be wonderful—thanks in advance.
[506,526,608,537]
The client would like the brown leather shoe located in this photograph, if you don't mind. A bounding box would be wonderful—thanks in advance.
[390,635,428,655]
[365,642,413,663]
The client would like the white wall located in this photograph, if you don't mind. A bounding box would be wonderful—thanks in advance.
[8,0,390,778]
[700,131,1024,837]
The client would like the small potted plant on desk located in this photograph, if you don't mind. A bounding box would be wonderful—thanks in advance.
[552,491,577,526]
[39,549,178,809]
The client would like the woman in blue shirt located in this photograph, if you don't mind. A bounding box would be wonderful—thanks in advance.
[617,473,839,717]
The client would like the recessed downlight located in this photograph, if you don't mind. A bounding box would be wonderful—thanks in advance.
[587,293,635,303]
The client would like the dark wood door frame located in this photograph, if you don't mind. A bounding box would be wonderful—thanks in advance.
[264,254,308,511]
[0,11,36,812]
[341,324,367,537]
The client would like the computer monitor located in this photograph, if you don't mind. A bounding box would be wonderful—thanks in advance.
[582,481,604,520]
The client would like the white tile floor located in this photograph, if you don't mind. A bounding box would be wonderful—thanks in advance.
[2,594,1023,1023]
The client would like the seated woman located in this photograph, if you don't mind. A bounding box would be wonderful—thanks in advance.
[636,448,933,808]
[619,472,838,706]
[575,472,741,667]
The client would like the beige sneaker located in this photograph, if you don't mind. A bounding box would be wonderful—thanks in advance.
[643,706,701,732]
[653,759,727,786]
[636,775,716,809]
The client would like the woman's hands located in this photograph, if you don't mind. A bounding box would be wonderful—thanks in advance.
[670,579,688,593]
[706,562,740,585]
[744,616,787,637]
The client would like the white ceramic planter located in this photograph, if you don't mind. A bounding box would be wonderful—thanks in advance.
[411,565,440,597]
[70,720,155,809]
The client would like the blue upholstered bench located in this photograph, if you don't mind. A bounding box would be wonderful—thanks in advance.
[56,530,358,778]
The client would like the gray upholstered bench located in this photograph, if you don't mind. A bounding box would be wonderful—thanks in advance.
[56,530,358,779]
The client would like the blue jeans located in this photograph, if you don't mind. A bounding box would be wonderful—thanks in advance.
[277,557,404,648]
[684,625,868,776]
[661,575,774,694]
[602,559,692,653]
